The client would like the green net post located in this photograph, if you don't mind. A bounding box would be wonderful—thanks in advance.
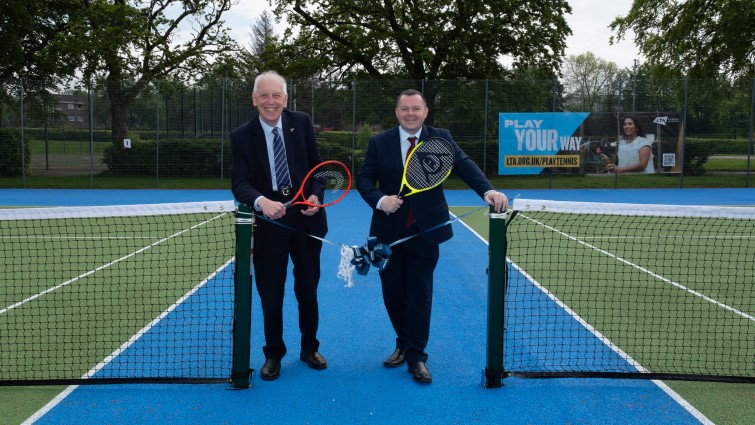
[231,203,253,389]
[484,205,508,388]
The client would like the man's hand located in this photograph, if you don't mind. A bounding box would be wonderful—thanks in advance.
[380,195,403,215]
[259,197,286,220]
[301,195,320,216]
[484,191,508,213]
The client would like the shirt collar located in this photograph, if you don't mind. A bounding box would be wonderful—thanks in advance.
[259,117,283,135]
[399,126,421,143]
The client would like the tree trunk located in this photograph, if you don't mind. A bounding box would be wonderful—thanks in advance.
[107,77,130,146]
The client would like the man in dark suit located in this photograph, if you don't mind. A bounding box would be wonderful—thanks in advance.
[356,89,507,384]
[231,71,328,381]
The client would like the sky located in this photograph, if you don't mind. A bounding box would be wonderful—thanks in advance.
[222,0,642,70]
[563,0,641,69]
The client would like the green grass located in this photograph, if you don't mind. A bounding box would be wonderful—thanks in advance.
[1,212,236,376]
[0,209,237,423]
[1,172,753,190]
[0,175,232,190]
[28,140,111,155]
[0,189,751,424]
[704,156,754,172]
[451,206,755,425]
[0,386,68,425]
[2,151,754,189]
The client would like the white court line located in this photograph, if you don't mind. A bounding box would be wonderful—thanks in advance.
[22,258,234,425]
[521,214,755,323]
[83,257,234,378]
[509,258,714,425]
[449,209,487,244]
[19,212,234,424]
[1,213,229,316]
[2,236,161,240]
[22,386,79,425]
[453,207,714,425]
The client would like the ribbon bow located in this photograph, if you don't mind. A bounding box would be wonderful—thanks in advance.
[350,236,392,275]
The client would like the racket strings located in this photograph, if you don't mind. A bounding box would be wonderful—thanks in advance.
[405,139,454,190]
[314,167,349,205]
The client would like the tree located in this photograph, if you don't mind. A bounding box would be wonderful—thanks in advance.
[240,10,290,77]
[269,0,572,81]
[0,0,81,82]
[251,10,277,58]
[79,0,236,145]
[0,0,85,123]
[610,0,755,79]
[561,53,619,112]
[194,10,288,124]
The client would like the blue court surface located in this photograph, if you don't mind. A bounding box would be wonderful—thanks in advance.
[3,188,753,424]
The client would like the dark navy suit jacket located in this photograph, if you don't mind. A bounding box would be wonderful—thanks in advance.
[357,125,492,245]
[230,109,327,237]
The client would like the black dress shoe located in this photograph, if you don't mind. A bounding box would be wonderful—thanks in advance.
[300,351,327,370]
[408,362,432,384]
[260,358,281,381]
[383,348,405,367]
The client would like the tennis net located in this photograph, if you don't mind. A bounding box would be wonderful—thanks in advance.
[0,201,238,385]
[494,199,755,383]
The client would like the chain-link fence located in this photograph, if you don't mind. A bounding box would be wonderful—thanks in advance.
[1,77,753,189]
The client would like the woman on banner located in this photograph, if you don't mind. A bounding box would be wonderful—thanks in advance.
[606,116,655,173]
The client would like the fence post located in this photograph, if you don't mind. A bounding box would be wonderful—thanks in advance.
[681,78,689,188]
[351,80,356,174]
[483,79,489,175]
[156,80,161,188]
[746,77,754,188]
[20,78,26,187]
[221,79,226,187]
[231,203,254,389]
[88,80,94,188]
[551,79,558,112]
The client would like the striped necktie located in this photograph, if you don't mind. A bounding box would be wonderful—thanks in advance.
[272,127,291,190]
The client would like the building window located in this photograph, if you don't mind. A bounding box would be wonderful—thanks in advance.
[77,104,83,110]
[77,116,84,122]
[68,115,75,121]
[67,104,74,110]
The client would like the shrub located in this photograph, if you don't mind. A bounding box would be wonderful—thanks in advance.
[0,128,32,176]
[103,137,231,177]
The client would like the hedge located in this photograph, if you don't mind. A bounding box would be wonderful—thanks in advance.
[103,137,232,177]
[0,128,32,176]
[53,129,755,178]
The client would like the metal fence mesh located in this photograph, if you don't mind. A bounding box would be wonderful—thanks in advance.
[1,77,753,188]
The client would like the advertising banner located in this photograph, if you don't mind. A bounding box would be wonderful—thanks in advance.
[498,112,682,175]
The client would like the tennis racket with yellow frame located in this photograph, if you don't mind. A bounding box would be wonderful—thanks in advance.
[398,137,455,197]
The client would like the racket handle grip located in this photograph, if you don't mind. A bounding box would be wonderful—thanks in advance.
[282,200,293,209]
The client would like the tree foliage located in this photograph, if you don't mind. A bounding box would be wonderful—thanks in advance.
[1,0,236,144]
[561,53,619,111]
[269,0,572,80]
[610,0,755,79]
[0,0,85,110]
[0,0,81,82]
[251,10,277,58]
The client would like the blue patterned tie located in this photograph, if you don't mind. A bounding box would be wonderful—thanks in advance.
[271,127,291,190]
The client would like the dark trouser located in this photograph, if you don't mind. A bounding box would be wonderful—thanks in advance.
[253,220,322,360]
[378,229,439,365]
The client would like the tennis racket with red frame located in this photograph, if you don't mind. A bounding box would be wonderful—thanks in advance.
[283,160,352,208]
